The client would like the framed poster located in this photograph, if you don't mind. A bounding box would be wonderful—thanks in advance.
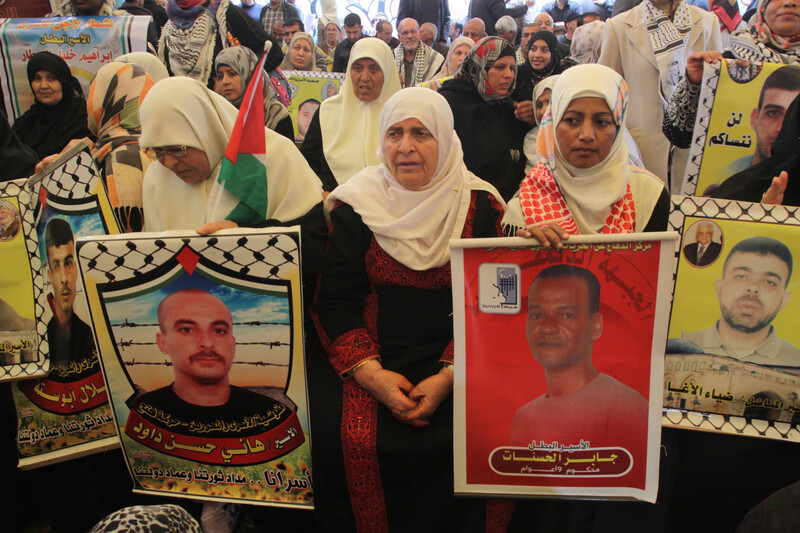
[680,59,800,196]
[12,142,119,468]
[77,229,313,507]
[283,70,343,143]
[664,195,800,442]
[452,234,676,502]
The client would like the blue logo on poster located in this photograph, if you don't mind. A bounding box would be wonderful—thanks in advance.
[479,263,521,314]
[496,267,517,306]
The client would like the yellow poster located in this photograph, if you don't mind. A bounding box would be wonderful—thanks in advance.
[284,70,344,143]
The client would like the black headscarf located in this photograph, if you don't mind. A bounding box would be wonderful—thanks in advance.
[0,110,38,181]
[10,51,90,160]
[712,93,800,205]
[513,30,569,102]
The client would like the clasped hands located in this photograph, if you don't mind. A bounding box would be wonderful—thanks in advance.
[351,359,453,428]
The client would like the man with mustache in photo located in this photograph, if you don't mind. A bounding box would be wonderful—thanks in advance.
[681,236,800,367]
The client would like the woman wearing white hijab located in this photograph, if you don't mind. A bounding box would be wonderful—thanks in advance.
[503,64,667,242]
[300,38,401,191]
[311,87,504,531]
[115,52,170,83]
[140,76,322,232]
[570,20,605,64]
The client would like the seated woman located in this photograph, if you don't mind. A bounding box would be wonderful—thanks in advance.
[512,30,574,123]
[439,36,529,201]
[503,64,668,241]
[158,0,282,88]
[87,62,156,232]
[300,38,401,191]
[311,87,505,532]
[215,46,294,140]
[280,32,321,72]
[664,0,800,149]
[426,36,474,91]
[138,76,325,292]
[12,51,91,160]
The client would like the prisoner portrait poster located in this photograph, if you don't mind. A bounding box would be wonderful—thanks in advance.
[665,196,800,442]
[452,234,676,502]
[77,228,313,508]
[0,15,150,121]
[283,70,343,143]
[12,144,119,468]
[681,60,799,196]
[0,179,46,382]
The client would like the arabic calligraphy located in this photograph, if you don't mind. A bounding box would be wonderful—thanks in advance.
[489,445,633,477]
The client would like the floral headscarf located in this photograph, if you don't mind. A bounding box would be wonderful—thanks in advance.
[455,36,517,103]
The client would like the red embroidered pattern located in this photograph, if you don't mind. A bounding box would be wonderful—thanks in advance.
[440,340,454,364]
[486,500,516,533]
[341,380,389,532]
[518,164,636,234]
[327,329,380,377]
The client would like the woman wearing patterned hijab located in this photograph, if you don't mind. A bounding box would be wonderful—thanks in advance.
[279,32,322,72]
[87,62,156,232]
[215,46,293,139]
[503,64,668,240]
[439,36,529,201]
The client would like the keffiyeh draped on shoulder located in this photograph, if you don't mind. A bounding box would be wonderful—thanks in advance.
[729,0,800,64]
[395,42,445,87]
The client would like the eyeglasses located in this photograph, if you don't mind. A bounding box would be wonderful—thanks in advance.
[143,145,188,161]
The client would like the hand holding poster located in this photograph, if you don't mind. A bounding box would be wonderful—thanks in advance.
[452,234,676,502]
[77,229,313,507]
[680,59,800,196]
[665,195,800,441]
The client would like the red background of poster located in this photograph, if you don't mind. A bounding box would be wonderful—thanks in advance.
[463,244,662,489]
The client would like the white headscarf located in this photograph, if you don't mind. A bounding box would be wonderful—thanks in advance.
[325,87,504,271]
[523,75,560,173]
[115,52,170,83]
[139,77,322,231]
[570,21,605,65]
[320,38,402,185]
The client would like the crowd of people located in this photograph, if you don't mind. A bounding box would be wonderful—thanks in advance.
[2,0,800,530]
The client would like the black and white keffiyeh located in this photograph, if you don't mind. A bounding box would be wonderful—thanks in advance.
[643,0,692,103]
[394,42,444,87]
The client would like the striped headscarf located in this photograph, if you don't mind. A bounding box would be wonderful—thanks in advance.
[455,36,516,103]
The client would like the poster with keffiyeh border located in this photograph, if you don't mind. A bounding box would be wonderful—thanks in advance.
[664,195,800,443]
[0,178,47,382]
[11,141,119,469]
[681,59,796,196]
[0,16,150,121]
[451,234,676,502]
[283,70,344,143]
[76,228,314,508]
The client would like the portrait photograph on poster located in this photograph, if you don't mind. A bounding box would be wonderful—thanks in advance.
[665,196,800,442]
[78,229,313,507]
[283,71,343,143]
[11,144,119,467]
[0,179,46,381]
[681,60,800,196]
[451,234,675,502]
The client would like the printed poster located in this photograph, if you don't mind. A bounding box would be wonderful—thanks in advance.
[12,142,119,468]
[77,229,313,507]
[283,70,343,143]
[452,234,676,502]
[0,15,150,121]
[664,195,800,442]
[681,59,800,196]
[0,179,47,382]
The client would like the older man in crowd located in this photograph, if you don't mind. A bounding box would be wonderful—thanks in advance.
[463,17,487,41]
[395,18,445,87]
[495,15,518,43]
[421,22,449,56]
[375,19,400,49]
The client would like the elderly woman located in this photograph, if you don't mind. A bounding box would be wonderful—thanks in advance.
[215,46,294,140]
[311,87,504,531]
[280,32,321,72]
[503,64,668,241]
[426,36,474,90]
[664,0,800,151]
[158,0,281,88]
[12,52,91,160]
[439,36,528,201]
[300,38,401,191]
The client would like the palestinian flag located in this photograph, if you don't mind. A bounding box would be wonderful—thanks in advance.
[218,49,269,225]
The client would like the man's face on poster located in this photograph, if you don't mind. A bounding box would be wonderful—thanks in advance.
[716,251,791,334]
[696,225,713,245]
[47,240,77,317]
[526,276,602,370]
[157,291,236,386]
[751,88,800,162]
